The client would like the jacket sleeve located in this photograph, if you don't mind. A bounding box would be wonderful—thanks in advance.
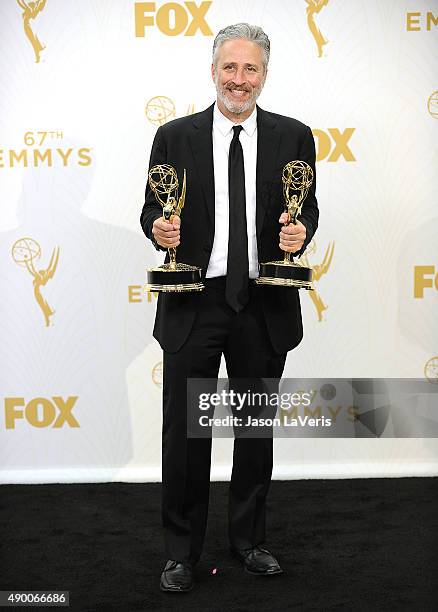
[140,126,168,251]
[296,126,319,257]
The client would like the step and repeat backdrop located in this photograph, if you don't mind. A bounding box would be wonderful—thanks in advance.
[0,0,437,482]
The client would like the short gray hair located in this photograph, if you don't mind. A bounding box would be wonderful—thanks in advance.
[212,23,270,70]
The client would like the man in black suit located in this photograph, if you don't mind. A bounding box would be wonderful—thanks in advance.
[140,23,318,592]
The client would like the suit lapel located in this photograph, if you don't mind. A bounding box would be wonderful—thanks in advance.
[188,104,281,241]
[256,106,281,240]
[189,104,215,229]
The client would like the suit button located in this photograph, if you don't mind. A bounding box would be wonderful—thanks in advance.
[203,244,210,253]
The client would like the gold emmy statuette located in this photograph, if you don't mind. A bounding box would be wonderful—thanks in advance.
[146,164,204,292]
[12,237,60,326]
[256,160,314,290]
[17,0,47,63]
[305,0,330,58]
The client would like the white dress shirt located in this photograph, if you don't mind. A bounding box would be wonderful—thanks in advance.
[206,103,259,279]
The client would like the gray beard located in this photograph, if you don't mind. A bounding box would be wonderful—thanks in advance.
[214,76,263,115]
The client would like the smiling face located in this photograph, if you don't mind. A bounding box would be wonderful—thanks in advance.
[212,38,267,122]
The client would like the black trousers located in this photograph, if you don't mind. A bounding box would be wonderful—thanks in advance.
[161,277,287,563]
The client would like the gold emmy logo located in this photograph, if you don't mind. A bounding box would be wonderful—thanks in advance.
[145,96,176,126]
[145,96,195,127]
[424,357,438,384]
[413,265,438,298]
[12,237,60,327]
[152,361,163,388]
[300,240,335,321]
[306,0,330,57]
[428,91,438,118]
[135,1,213,37]
[17,0,47,63]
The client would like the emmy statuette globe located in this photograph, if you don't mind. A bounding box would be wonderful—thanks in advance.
[256,160,314,290]
[146,164,204,292]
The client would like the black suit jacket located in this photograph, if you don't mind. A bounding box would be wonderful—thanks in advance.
[140,104,319,354]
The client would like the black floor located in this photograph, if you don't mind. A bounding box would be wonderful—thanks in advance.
[1,478,437,611]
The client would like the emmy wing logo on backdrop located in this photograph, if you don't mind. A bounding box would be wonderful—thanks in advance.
[424,357,438,384]
[428,91,438,118]
[152,362,163,388]
[301,240,335,321]
[145,96,195,127]
[146,96,176,126]
[12,238,60,327]
[17,0,47,63]
[305,0,330,57]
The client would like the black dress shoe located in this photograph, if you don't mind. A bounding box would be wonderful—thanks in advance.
[160,560,194,592]
[231,546,283,575]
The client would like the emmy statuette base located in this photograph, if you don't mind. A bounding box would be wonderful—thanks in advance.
[256,261,314,290]
[146,263,204,293]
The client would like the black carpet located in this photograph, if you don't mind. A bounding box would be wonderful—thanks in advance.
[1,478,437,611]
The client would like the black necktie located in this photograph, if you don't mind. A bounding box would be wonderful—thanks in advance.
[226,125,249,312]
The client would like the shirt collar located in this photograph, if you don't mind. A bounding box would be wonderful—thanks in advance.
[213,102,257,138]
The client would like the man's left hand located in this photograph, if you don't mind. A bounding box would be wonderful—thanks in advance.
[278,213,306,253]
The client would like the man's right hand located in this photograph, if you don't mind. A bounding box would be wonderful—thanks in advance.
[152,216,181,249]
